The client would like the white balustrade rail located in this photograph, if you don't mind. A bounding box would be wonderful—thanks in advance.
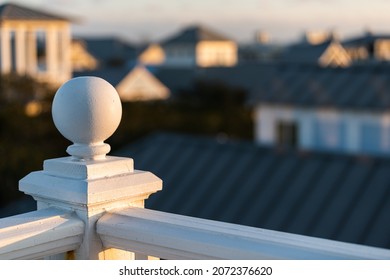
[0,208,84,260]
[97,207,390,260]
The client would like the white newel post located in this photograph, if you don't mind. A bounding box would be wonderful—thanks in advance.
[18,77,163,259]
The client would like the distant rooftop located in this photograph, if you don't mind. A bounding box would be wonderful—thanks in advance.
[0,3,69,21]
[162,25,232,46]
[182,63,390,111]
[76,36,137,67]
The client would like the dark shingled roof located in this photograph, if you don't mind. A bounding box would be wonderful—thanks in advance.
[280,40,334,64]
[343,32,390,48]
[247,63,390,111]
[73,67,130,86]
[154,67,198,95]
[78,37,137,66]
[114,132,390,250]
[0,3,69,21]
[143,62,390,111]
[162,25,232,46]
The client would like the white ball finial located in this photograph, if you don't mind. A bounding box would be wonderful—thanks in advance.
[52,76,122,160]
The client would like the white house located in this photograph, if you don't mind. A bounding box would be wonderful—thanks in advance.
[160,25,237,68]
[251,64,390,156]
[0,3,72,85]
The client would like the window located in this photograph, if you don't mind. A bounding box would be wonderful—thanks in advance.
[276,121,298,147]
[361,123,381,154]
[312,114,347,151]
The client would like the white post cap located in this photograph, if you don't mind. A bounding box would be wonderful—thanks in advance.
[52,76,122,160]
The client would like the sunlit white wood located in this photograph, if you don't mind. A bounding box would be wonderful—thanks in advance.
[97,207,390,260]
[0,26,11,73]
[45,26,58,80]
[52,76,122,160]
[19,77,162,259]
[0,208,84,260]
[26,30,37,76]
[15,27,26,75]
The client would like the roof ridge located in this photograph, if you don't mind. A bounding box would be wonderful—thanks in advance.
[0,2,70,21]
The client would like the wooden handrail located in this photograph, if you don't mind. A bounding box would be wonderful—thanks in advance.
[97,207,390,260]
[0,207,84,260]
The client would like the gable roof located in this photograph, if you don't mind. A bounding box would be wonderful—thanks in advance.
[73,67,130,87]
[73,65,170,101]
[78,37,137,65]
[116,65,170,101]
[114,132,390,250]
[282,40,333,64]
[0,3,69,21]
[343,32,390,48]
[154,67,198,96]
[281,40,351,67]
[162,25,232,46]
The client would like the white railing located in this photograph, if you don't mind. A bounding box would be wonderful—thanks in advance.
[0,208,83,259]
[97,207,390,260]
[0,76,389,260]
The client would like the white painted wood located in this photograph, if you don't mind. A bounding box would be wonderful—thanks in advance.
[18,77,162,259]
[15,27,26,75]
[0,208,84,260]
[0,26,11,73]
[26,30,37,76]
[52,76,122,160]
[59,25,71,82]
[97,207,390,260]
[20,165,161,208]
[45,26,58,80]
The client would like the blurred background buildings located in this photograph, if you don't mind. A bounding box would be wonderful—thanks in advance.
[0,1,389,250]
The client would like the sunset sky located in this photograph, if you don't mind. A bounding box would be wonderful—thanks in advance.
[5,0,390,44]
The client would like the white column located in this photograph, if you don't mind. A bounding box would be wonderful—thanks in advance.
[256,106,276,145]
[0,26,11,74]
[345,112,360,153]
[15,26,26,75]
[59,25,71,82]
[26,30,37,77]
[299,110,313,149]
[45,26,58,80]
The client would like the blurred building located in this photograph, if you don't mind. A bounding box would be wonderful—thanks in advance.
[280,39,351,67]
[139,25,238,68]
[70,39,99,71]
[138,43,165,66]
[73,64,170,102]
[249,64,390,156]
[72,36,137,70]
[343,31,390,62]
[238,31,284,63]
[142,62,390,157]
[0,3,72,85]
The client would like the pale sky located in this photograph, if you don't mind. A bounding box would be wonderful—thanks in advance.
[4,0,390,44]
